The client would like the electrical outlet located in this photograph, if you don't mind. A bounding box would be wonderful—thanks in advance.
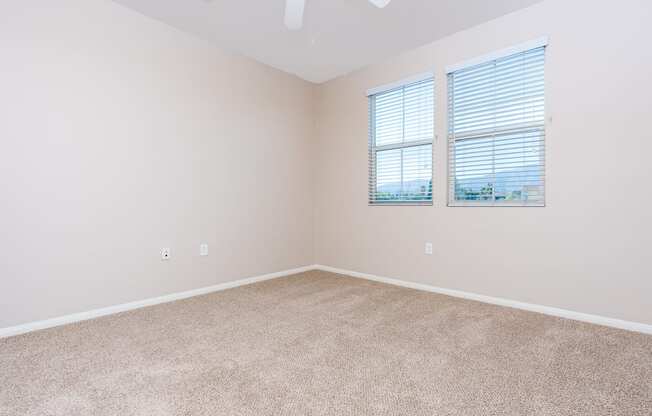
[200,243,209,256]
[425,242,433,255]
[161,248,171,260]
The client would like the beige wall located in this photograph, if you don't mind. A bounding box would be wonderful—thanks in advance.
[2,0,651,330]
[0,0,314,327]
[314,0,652,325]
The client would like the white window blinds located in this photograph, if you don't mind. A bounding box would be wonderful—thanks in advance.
[368,77,434,205]
[447,44,546,206]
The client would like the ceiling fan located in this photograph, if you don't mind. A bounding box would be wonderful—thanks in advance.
[284,0,392,30]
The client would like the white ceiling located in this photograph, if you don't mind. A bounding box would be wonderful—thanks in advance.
[112,0,543,84]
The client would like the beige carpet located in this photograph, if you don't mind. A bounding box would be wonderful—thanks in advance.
[1,270,651,415]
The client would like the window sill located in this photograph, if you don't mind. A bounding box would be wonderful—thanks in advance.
[448,201,545,207]
[369,201,433,206]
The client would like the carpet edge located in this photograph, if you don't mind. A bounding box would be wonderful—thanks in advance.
[0,265,318,339]
[314,264,652,335]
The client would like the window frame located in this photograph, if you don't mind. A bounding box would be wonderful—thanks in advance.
[446,38,548,207]
[367,74,435,206]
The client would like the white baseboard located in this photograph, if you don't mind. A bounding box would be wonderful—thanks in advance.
[314,265,652,335]
[0,265,316,339]
[4,264,651,339]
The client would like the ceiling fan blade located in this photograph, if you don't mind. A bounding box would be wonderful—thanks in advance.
[284,0,305,30]
[369,0,391,8]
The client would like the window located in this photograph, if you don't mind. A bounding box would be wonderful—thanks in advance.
[368,76,434,205]
[447,39,547,206]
